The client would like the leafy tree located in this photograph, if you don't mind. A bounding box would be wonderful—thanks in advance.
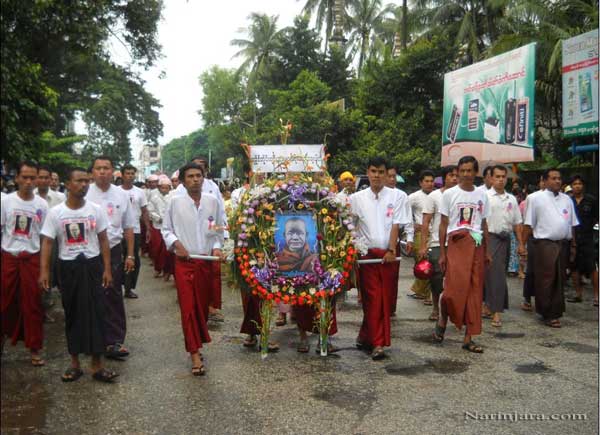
[1,0,164,165]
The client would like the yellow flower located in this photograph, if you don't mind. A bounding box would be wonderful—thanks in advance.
[297,203,304,209]
[339,251,346,258]
[321,208,328,215]
[320,254,327,261]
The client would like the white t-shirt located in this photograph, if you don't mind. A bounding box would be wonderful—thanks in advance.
[34,188,66,209]
[408,189,429,226]
[162,192,224,255]
[440,185,490,235]
[422,189,444,248]
[1,193,48,254]
[486,189,522,234]
[173,180,229,237]
[85,184,136,248]
[147,191,169,228]
[120,185,147,233]
[524,190,578,240]
[349,186,411,250]
[41,201,109,260]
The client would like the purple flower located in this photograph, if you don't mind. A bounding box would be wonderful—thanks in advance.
[239,233,247,240]
[248,207,255,214]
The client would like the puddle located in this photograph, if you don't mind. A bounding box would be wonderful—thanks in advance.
[312,385,376,419]
[561,342,598,354]
[494,332,525,339]
[514,362,555,374]
[385,358,469,376]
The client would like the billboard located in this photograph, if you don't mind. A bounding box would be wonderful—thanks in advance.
[441,43,536,166]
[562,30,599,138]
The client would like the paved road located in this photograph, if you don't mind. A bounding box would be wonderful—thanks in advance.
[1,256,598,435]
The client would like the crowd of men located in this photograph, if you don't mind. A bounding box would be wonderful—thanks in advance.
[1,154,597,379]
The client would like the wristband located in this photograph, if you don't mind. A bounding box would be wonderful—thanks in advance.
[127,256,135,260]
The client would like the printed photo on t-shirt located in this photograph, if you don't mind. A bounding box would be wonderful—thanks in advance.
[65,222,86,245]
[13,214,32,236]
[458,205,475,227]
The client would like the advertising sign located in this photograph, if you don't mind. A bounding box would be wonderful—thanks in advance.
[441,43,536,166]
[562,30,599,138]
[249,145,325,173]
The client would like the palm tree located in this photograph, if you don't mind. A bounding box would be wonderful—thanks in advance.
[231,13,283,88]
[346,0,394,75]
[300,0,351,51]
[414,0,509,64]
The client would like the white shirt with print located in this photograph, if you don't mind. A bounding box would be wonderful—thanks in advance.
[1,193,48,254]
[120,185,147,234]
[41,201,109,260]
[440,185,490,235]
[85,184,135,248]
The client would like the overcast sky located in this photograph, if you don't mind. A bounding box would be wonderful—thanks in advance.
[109,0,303,161]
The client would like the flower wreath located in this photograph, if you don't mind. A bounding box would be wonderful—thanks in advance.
[231,173,358,306]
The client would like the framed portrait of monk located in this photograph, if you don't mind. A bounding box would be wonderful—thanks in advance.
[275,212,318,276]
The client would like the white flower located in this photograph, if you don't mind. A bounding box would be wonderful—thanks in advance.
[352,235,369,256]
[271,285,279,292]
[309,287,316,295]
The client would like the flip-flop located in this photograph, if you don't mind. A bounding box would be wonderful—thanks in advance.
[544,319,561,328]
[259,342,280,353]
[491,320,502,327]
[520,302,533,312]
[462,341,484,353]
[297,340,310,353]
[432,324,446,343]
[92,368,119,383]
[191,365,206,376]
[371,348,385,360]
[428,312,439,321]
[243,337,257,347]
[61,367,83,382]
[31,356,46,367]
[423,299,433,306]
[407,293,424,300]
[567,296,583,303]
[594,300,599,307]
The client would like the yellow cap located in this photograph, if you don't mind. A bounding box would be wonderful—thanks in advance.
[339,171,354,181]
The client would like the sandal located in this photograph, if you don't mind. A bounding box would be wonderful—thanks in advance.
[491,319,502,327]
[567,296,583,303]
[371,347,385,360]
[191,365,206,376]
[544,319,561,328]
[407,293,424,300]
[105,344,129,360]
[423,299,433,306]
[520,302,533,312]
[594,300,599,307]
[428,312,439,321]
[315,343,340,354]
[92,368,119,383]
[432,324,446,343]
[31,356,46,367]
[243,336,257,348]
[297,339,310,353]
[61,367,83,382]
[462,341,484,353]
[275,314,287,326]
[259,342,280,353]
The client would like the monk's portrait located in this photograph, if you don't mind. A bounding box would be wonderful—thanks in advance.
[276,216,317,274]
[459,206,473,226]
[66,222,85,243]
[14,215,31,235]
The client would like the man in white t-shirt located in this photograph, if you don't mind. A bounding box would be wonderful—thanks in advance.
[86,156,136,359]
[34,165,66,209]
[350,157,411,360]
[419,165,458,321]
[384,166,413,317]
[173,156,228,323]
[1,161,48,366]
[120,164,150,299]
[407,170,435,305]
[483,165,524,327]
[522,168,579,328]
[476,166,493,193]
[433,156,491,354]
[162,163,224,376]
[39,166,118,383]
[34,165,66,321]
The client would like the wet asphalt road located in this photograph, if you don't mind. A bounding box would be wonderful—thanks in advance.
[1,256,598,435]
